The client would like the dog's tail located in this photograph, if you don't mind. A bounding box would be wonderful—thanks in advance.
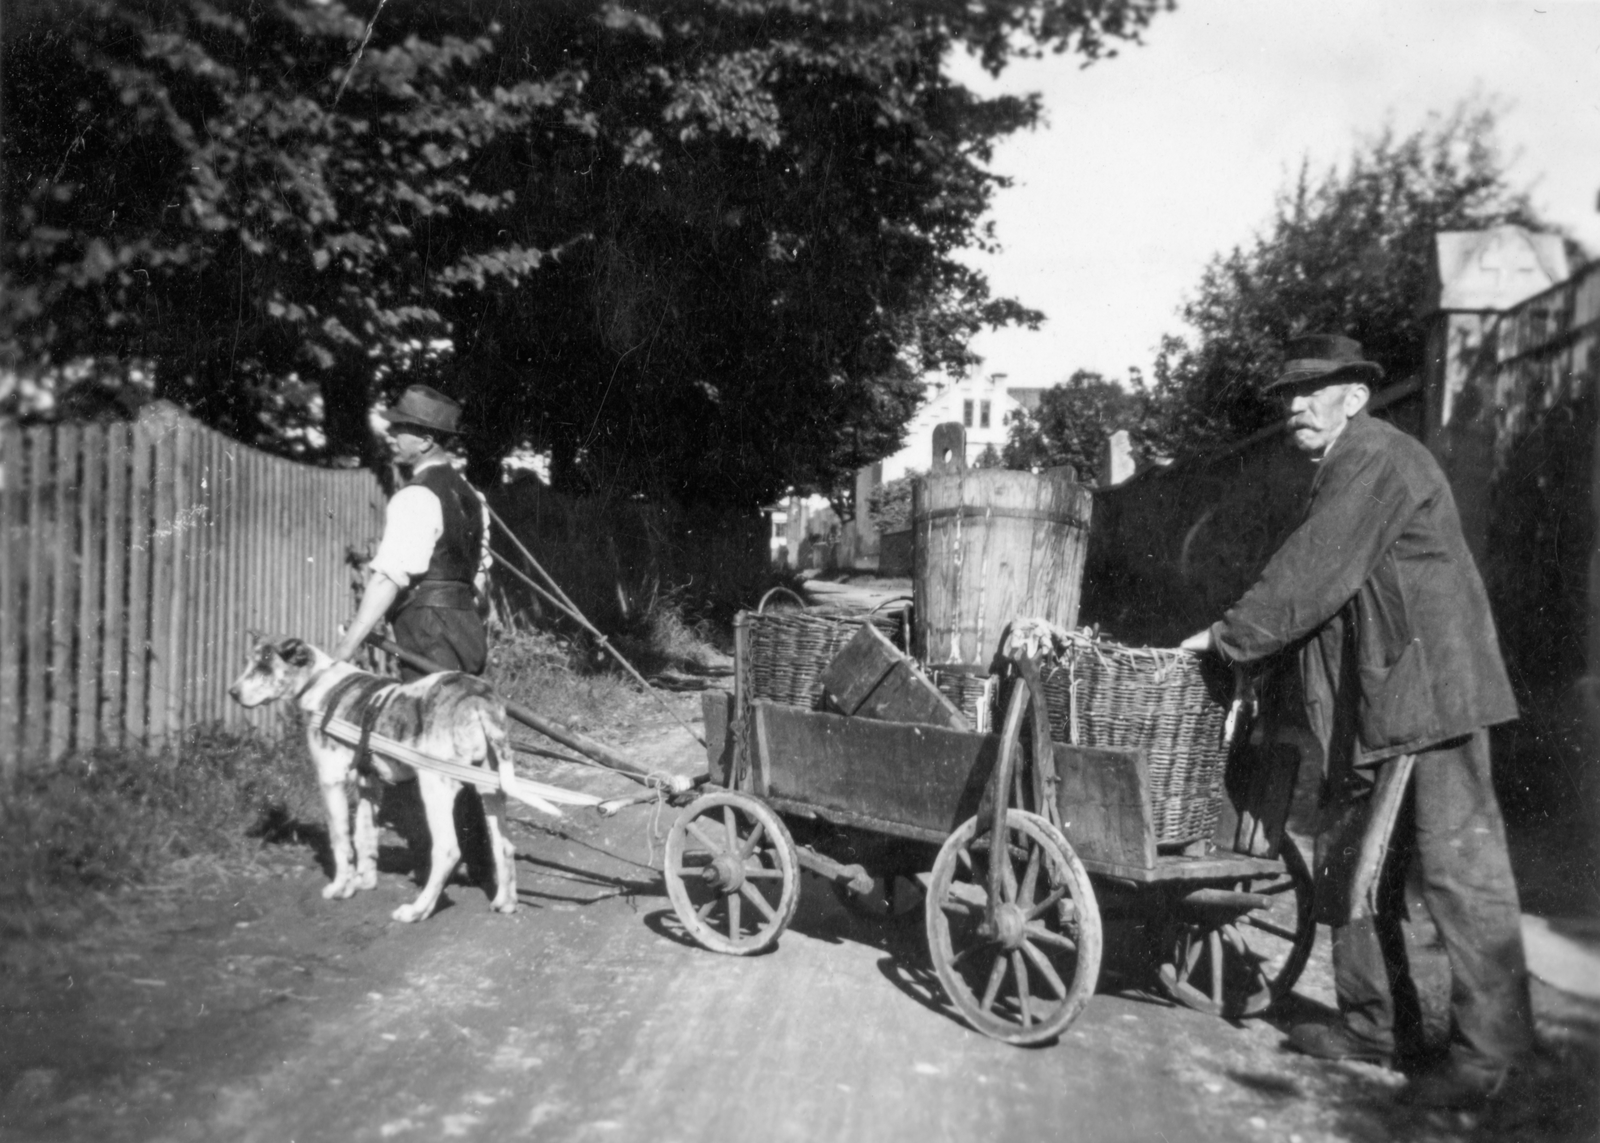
[478,703,515,789]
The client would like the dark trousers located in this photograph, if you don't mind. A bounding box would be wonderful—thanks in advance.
[388,602,493,880]
[390,604,487,681]
[1329,729,1533,1074]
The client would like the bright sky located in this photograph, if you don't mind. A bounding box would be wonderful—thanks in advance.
[951,0,1600,388]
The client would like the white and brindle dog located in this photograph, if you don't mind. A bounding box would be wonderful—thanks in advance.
[228,636,517,923]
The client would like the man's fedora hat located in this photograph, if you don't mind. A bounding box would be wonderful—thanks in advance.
[1265,334,1385,394]
[383,384,463,436]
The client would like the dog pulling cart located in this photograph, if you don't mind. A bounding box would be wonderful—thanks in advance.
[351,424,1313,1046]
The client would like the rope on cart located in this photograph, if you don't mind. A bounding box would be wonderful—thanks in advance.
[487,506,708,749]
[644,775,671,869]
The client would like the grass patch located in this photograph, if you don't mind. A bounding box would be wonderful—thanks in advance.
[486,624,646,735]
[488,588,729,727]
[0,726,319,943]
[609,584,734,677]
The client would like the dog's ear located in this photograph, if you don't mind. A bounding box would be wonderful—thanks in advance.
[276,637,316,668]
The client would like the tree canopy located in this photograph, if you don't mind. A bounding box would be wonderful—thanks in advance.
[1147,99,1554,449]
[2,0,1169,505]
[992,102,1559,480]
[1001,367,1161,478]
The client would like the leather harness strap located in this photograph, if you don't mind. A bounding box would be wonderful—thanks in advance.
[319,673,397,777]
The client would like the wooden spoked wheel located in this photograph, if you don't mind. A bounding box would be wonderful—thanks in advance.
[1154,834,1316,1018]
[664,792,801,955]
[995,656,1058,826]
[925,809,1102,1045]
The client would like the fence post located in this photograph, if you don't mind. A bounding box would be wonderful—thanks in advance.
[101,423,130,751]
[23,427,52,768]
[125,415,154,751]
[0,421,23,784]
[74,422,106,756]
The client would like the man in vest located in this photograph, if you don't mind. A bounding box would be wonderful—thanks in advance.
[1180,335,1531,1110]
[332,384,491,677]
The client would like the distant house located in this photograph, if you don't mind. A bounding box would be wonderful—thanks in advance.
[766,493,841,570]
[879,372,1028,482]
[838,372,1041,571]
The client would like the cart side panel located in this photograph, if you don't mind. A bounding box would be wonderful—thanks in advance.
[701,691,736,787]
[753,701,995,836]
[1052,741,1156,871]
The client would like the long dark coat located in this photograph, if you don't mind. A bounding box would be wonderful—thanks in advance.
[1210,410,1517,760]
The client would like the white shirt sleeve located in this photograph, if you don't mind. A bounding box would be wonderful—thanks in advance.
[475,490,492,590]
[368,484,443,590]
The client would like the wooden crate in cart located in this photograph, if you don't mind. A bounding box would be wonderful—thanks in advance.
[665,607,1315,1046]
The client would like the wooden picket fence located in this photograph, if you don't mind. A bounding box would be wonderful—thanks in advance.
[0,402,385,783]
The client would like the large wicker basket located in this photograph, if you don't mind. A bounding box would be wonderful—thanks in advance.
[742,607,908,710]
[929,669,999,733]
[1040,635,1233,846]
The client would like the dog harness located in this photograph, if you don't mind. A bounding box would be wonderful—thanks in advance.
[318,673,397,778]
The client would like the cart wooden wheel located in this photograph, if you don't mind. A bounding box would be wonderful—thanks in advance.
[1154,834,1316,1018]
[925,809,1102,1045]
[664,792,801,955]
[994,655,1059,826]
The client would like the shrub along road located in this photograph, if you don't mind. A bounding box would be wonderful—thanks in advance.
[1,683,1595,1143]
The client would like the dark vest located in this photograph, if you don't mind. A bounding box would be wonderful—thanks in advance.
[402,464,483,609]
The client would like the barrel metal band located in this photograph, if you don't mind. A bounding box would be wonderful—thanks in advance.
[921,506,1088,526]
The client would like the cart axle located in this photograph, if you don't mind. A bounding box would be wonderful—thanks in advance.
[794,845,876,898]
[1172,887,1275,916]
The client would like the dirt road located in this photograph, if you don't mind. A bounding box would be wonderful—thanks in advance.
[3,679,1595,1143]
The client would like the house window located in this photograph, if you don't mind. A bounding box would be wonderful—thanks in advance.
[979,400,991,429]
[963,399,974,427]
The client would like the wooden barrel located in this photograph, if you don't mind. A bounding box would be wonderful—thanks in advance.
[912,468,1092,672]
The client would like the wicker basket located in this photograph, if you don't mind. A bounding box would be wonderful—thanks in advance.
[743,608,907,710]
[1040,635,1233,845]
[929,669,999,733]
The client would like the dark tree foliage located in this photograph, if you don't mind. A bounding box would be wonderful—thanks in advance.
[1001,368,1159,478]
[2,0,1169,507]
[1150,100,1551,450]
[2,0,560,467]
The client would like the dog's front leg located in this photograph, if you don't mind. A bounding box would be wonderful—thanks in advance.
[319,775,359,900]
[392,775,461,923]
[352,777,381,891]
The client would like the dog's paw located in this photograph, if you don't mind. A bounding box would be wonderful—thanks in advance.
[491,896,517,915]
[322,879,357,901]
[391,902,429,923]
[354,869,379,891]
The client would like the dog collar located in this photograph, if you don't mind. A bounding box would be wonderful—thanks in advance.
[294,664,335,703]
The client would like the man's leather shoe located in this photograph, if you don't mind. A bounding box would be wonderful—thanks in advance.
[1401,1063,1508,1109]
[1284,1023,1394,1065]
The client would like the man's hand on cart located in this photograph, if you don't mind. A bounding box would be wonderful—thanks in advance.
[1179,627,1259,746]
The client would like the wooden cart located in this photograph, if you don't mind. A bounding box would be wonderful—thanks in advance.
[664,606,1315,1046]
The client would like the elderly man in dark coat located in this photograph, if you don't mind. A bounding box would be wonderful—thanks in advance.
[1181,334,1532,1110]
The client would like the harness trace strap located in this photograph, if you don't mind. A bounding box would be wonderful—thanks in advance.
[319,673,398,778]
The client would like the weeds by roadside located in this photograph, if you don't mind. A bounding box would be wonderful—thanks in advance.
[488,592,730,730]
[485,624,643,734]
[0,726,319,947]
